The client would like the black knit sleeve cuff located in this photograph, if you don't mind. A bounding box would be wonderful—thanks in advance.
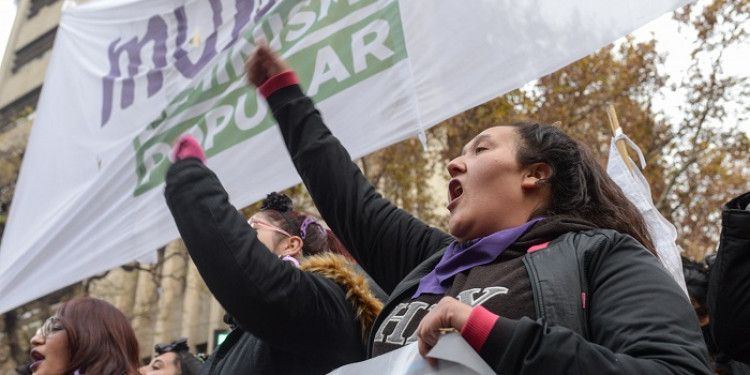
[478,316,520,368]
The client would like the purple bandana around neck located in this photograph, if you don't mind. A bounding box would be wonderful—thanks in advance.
[412,217,545,298]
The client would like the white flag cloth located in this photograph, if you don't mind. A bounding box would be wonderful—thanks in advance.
[0,0,694,312]
[606,133,689,296]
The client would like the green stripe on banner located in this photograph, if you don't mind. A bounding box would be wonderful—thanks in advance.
[132,0,406,196]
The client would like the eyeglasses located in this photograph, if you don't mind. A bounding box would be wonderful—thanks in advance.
[39,316,64,337]
[248,217,293,238]
[155,337,189,355]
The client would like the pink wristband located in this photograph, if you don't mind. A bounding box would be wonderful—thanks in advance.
[460,305,499,352]
[258,71,300,98]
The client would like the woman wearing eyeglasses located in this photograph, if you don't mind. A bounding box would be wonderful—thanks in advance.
[163,139,385,375]
[28,297,140,375]
[246,193,338,268]
[139,338,202,375]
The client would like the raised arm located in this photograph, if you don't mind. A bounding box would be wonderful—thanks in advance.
[247,44,453,293]
[163,139,363,364]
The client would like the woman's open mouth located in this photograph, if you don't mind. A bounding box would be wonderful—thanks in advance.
[30,350,44,372]
[448,179,463,209]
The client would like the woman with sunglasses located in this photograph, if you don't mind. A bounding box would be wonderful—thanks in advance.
[28,297,140,375]
[139,338,202,375]
[163,143,385,374]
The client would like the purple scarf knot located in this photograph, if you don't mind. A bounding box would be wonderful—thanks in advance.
[412,217,544,298]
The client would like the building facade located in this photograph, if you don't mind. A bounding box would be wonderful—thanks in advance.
[0,0,227,370]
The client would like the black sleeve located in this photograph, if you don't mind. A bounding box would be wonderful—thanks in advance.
[264,85,454,293]
[481,234,712,374]
[163,158,362,361]
[708,191,750,363]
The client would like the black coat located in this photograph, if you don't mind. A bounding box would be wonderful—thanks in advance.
[165,159,382,374]
[266,83,712,374]
[708,192,750,364]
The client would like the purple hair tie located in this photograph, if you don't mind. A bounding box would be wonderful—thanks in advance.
[299,216,326,240]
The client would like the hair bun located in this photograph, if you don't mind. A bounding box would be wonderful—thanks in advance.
[260,192,293,212]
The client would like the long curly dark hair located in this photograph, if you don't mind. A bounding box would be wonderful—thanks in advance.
[510,122,656,255]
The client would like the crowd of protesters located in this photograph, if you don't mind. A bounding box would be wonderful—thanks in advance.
[17,45,750,375]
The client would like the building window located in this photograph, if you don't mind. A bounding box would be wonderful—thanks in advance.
[12,27,57,74]
[28,0,59,18]
[0,86,42,131]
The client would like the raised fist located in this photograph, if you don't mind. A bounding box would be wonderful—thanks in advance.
[170,134,206,163]
[245,43,291,88]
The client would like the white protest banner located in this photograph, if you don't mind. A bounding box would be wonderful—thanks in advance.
[0,0,695,313]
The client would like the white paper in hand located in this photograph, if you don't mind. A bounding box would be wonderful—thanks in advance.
[328,333,496,375]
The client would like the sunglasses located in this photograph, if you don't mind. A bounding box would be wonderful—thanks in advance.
[248,217,293,238]
[155,337,189,355]
[39,316,64,338]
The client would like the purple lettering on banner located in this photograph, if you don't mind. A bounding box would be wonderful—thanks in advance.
[254,0,276,23]
[224,0,254,51]
[101,0,267,128]
[173,0,221,78]
[101,16,168,127]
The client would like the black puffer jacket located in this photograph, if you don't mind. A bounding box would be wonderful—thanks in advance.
[164,159,383,374]
[265,83,712,374]
[708,191,750,364]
